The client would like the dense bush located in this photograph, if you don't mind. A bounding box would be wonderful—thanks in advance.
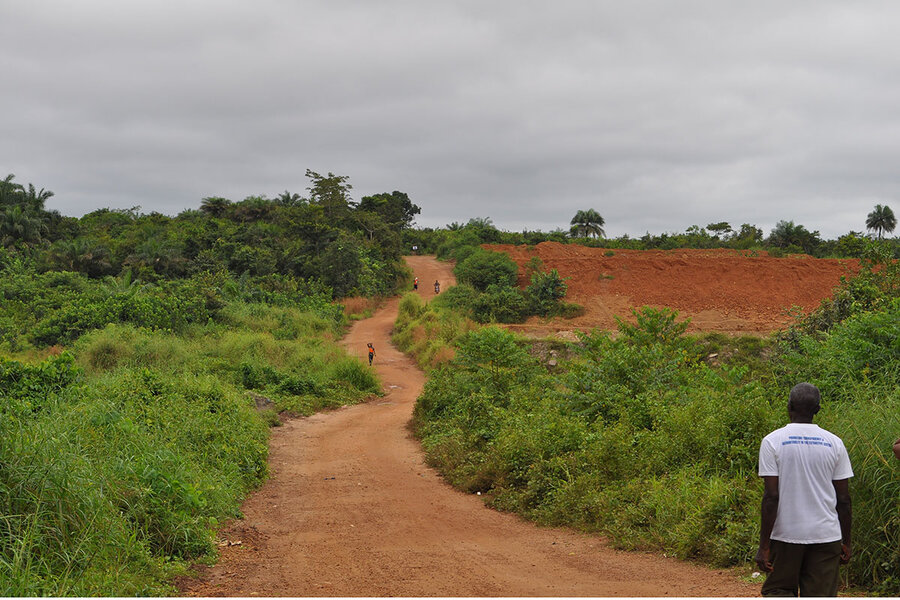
[436,252,575,324]
[409,292,900,593]
[525,268,568,317]
[453,249,519,292]
[0,353,269,594]
[469,284,528,323]
[1,285,381,595]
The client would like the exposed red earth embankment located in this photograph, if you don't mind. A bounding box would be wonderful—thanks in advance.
[486,242,861,336]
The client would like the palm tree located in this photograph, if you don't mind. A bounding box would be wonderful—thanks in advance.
[50,238,113,275]
[0,174,24,207]
[570,209,606,238]
[865,204,897,240]
[0,205,48,246]
[276,190,303,206]
[23,183,54,212]
[101,269,149,298]
[200,196,232,218]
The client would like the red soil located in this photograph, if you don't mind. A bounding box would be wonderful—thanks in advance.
[485,242,861,336]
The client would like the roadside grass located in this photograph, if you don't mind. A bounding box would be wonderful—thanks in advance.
[402,261,900,594]
[1,298,380,596]
[392,292,476,370]
[341,296,382,320]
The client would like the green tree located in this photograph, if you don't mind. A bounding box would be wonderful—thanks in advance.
[199,197,232,218]
[706,222,733,238]
[320,233,363,297]
[866,204,896,240]
[0,205,48,246]
[730,223,763,249]
[462,217,503,243]
[526,269,568,317]
[49,237,113,276]
[306,169,353,222]
[275,190,304,206]
[455,326,536,402]
[0,173,24,206]
[470,284,528,323]
[358,191,421,229]
[231,196,274,222]
[768,220,821,255]
[21,183,54,212]
[570,209,605,238]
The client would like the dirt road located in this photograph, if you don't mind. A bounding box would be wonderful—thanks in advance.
[180,255,756,597]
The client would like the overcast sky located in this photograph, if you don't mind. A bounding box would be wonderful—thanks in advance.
[2,1,899,239]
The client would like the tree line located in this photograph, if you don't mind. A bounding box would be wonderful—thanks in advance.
[0,171,420,299]
[403,206,897,261]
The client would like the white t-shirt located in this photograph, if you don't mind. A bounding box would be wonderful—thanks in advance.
[758,423,853,544]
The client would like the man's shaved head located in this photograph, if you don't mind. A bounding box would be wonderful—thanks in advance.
[788,382,821,418]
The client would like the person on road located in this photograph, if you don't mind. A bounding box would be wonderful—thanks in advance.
[756,382,853,597]
[367,343,375,366]
[434,280,440,294]
[413,276,418,291]
[893,438,900,460]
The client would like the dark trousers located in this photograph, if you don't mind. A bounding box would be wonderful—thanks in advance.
[762,539,842,597]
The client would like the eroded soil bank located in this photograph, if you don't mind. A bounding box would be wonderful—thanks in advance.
[488,242,860,336]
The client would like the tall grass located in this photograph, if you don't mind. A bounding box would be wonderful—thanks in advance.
[1,298,380,595]
[392,292,475,370]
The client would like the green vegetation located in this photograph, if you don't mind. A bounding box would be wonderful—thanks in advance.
[2,169,898,594]
[0,270,381,595]
[569,209,606,239]
[866,204,897,240]
[1,171,414,298]
[405,212,899,260]
[431,242,580,324]
[405,247,900,595]
[0,171,401,595]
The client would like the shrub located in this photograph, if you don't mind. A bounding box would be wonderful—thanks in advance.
[454,249,519,292]
[411,276,900,594]
[469,284,527,323]
[329,358,380,394]
[525,268,568,317]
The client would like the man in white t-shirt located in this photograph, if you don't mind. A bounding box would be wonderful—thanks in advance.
[756,382,853,597]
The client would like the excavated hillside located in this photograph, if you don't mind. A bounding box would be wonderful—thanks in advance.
[485,242,861,336]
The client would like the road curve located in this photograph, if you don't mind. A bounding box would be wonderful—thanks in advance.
[179,255,756,597]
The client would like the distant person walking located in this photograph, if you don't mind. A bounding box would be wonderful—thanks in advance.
[756,382,853,597]
[413,277,418,291]
[434,280,440,294]
[367,343,375,366]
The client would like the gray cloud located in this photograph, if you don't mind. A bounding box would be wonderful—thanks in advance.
[2,0,900,239]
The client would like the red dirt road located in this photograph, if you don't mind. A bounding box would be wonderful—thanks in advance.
[179,256,757,597]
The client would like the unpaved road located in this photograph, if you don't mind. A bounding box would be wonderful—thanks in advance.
[179,256,756,597]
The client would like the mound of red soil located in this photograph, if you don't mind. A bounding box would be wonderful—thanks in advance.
[485,242,861,336]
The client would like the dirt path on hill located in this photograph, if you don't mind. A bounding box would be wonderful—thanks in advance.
[178,255,757,597]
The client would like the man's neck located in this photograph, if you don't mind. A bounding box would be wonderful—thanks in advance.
[789,413,815,424]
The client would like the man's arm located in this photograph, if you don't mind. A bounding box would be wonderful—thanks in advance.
[755,475,779,572]
[893,438,900,460]
[833,478,852,564]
